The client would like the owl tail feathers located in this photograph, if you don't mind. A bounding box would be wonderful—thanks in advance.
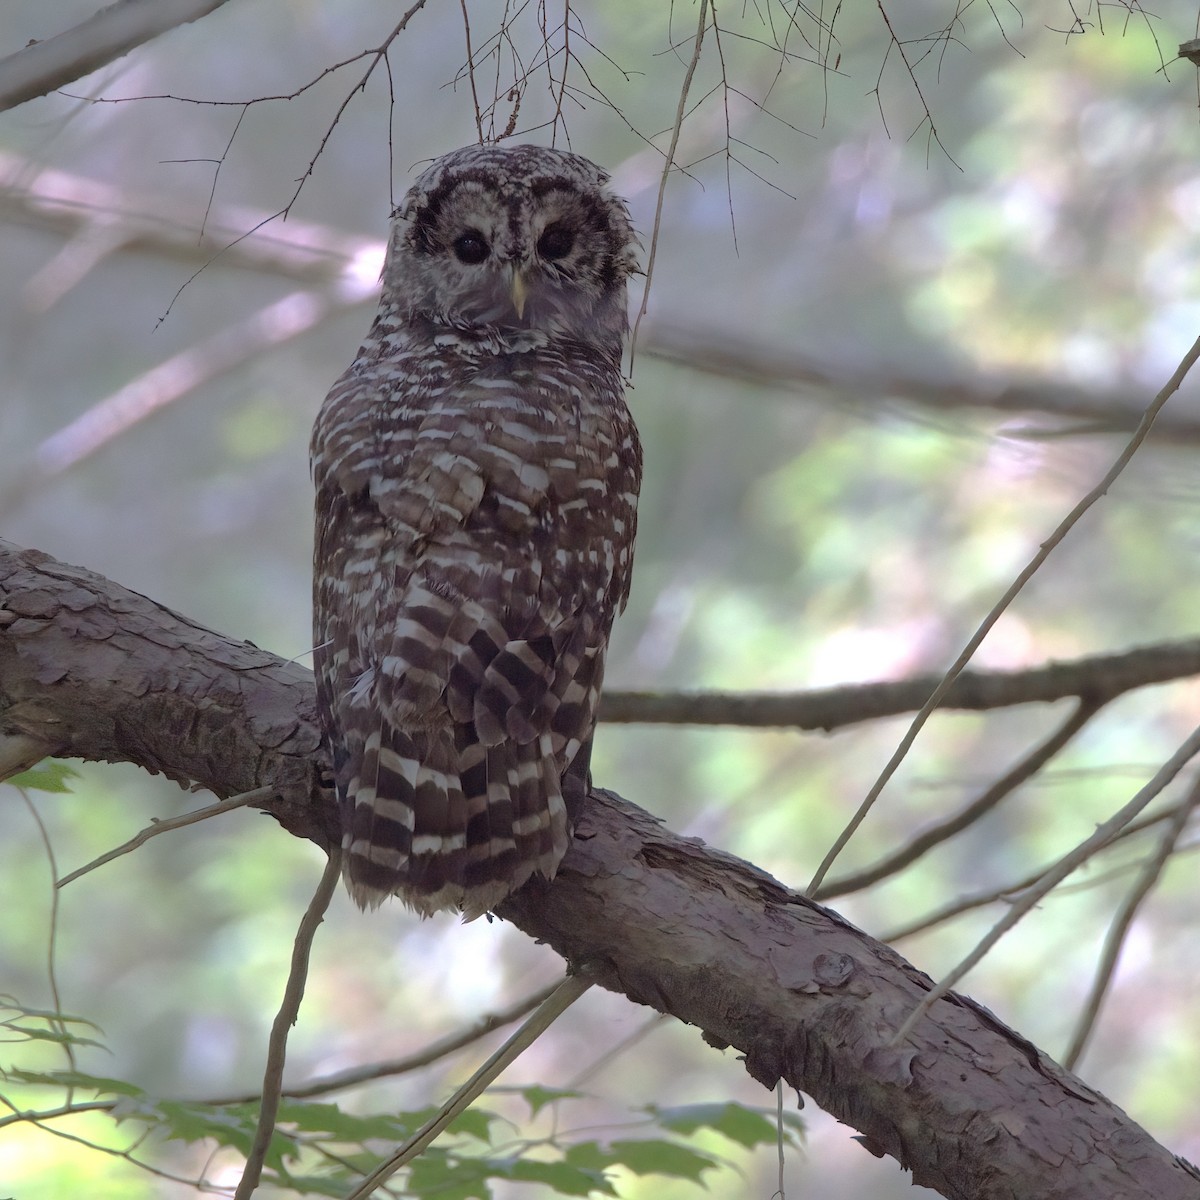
[339,722,571,919]
[339,719,425,912]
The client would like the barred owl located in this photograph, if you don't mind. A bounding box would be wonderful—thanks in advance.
[312,144,641,918]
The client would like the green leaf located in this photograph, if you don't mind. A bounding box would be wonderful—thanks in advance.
[0,1000,99,1030]
[378,1149,619,1199]
[607,1139,716,1181]
[274,1099,413,1142]
[563,1142,617,1172]
[266,1170,348,1197]
[446,1106,501,1142]
[518,1084,583,1118]
[1,1068,143,1098]
[504,1158,616,1196]
[2,1024,106,1050]
[7,762,79,793]
[649,1101,803,1148]
[154,1101,297,1170]
[267,1098,500,1156]
[405,1151,491,1200]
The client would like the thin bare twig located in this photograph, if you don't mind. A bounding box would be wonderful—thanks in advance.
[880,804,1191,943]
[207,980,561,1104]
[870,1,960,168]
[234,847,342,1200]
[99,1,430,322]
[552,0,572,141]
[18,793,75,1079]
[56,787,276,888]
[816,699,1105,899]
[775,1076,787,1199]
[0,1097,115,1133]
[0,1095,213,1190]
[629,0,710,371]
[807,332,1200,899]
[344,970,595,1200]
[1061,771,1200,1070]
[460,0,485,144]
[891,722,1200,1047]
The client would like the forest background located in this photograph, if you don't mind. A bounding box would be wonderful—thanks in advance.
[4,1,1200,1197]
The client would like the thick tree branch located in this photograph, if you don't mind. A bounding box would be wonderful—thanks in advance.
[0,540,331,847]
[0,0,235,113]
[1,537,1198,1200]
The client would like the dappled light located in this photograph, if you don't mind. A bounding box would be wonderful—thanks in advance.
[3,3,1200,1198]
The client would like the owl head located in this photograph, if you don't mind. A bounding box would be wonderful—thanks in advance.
[384,144,639,345]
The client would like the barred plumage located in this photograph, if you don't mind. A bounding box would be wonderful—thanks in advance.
[312,144,641,917]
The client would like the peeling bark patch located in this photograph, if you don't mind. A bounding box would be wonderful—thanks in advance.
[4,589,56,617]
[863,1045,918,1087]
[57,586,99,612]
[813,952,856,988]
[62,606,119,639]
[35,661,68,685]
[637,841,691,871]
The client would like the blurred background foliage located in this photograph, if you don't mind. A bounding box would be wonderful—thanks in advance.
[4,1,1200,1195]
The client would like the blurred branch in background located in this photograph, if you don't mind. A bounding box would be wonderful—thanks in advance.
[0,289,361,519]
[0,148,382,299]
[602,639,1200,729]
[880,805,1200,943]
[6,140,1200,523]
[0,0,235,113]
[641,320,1200,439]
[0,148,382,517]
[1061,771,1200,1070]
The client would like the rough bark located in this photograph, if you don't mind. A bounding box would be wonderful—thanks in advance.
[0,540,333,847]
[2,537,1198,1200]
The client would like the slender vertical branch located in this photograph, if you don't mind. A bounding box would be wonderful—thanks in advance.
[460,0,485,144]
[1062,773,1200,1069]
[344,970,595,1200]
[233,848,342,1200]
[817,699,1105,899]
[891,723,1200,1047]
[629,0,710,371]
[809,332,1200,897]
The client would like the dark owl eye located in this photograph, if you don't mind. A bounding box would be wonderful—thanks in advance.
[452,231,490,265]
[537,224,575,261]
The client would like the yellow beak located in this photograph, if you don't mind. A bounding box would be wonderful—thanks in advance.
[510,269,528,320]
